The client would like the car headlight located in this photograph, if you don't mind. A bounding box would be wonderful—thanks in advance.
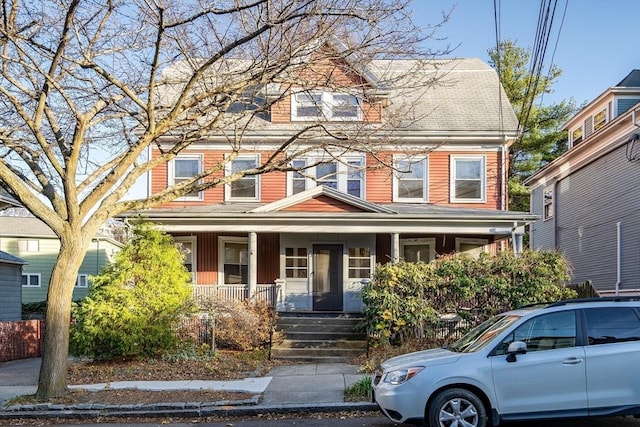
[383,367,424,385]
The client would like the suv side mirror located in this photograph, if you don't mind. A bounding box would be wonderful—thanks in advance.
[506,341,527,363]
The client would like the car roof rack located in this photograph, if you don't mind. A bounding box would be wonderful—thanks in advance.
[546,296,640,308]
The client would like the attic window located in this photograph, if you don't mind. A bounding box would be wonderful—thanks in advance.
[291,91,361,121]
[593,109,607,131]
[571,127,583,146]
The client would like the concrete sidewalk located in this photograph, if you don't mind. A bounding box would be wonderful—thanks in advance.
[0,358,377,419]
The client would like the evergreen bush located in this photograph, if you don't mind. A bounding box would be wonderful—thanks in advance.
[71,222,195,360]
[362,250,576,346]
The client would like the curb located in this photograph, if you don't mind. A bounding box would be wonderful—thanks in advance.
[0,401,379,420]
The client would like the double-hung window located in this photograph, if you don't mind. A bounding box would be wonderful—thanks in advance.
[18,239,39,252]
[393,156,428,202]
[22,273,41,287]
[291,91,361,121]
[219,237,248,285]
[451,156,485,203]
[400,238,436,263]
[288,156,364,198]
[169,155,203,201]
[571,127,583,146]
[76,274,88,288]
[543,186,554,220]
[175,236,197,283]
[225,155,259,201]
[593,108,607,131]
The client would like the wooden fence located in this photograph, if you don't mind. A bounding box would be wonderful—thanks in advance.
[0,320,44,362]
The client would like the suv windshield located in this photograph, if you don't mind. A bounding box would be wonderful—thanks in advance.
[448,314,521,353]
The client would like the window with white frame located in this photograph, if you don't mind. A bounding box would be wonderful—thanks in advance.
[393,156,428,202]
[225,155,259,201]
[291,91,361,121]
[175,236,197,283]
[593,108,607,131]
[288,156,364,197]
[451,156,485,202]
[18,239,39,252]
[22,273,41,287]
[346,159,364,197]
[316,162,338,189]
[219,237,248,285]
[543,186,554,220]
[169,155,203,200]
[400,238,436,263]
[455,238,488,258]
[76,274,88,288]
[571,127,583,146]
[348,247,371,278]
[290,159,308,194]
[285,247,308,278]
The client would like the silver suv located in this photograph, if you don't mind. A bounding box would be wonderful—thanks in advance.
[372,297,640,426]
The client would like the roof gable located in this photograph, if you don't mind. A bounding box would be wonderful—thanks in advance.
[249,186,396,214]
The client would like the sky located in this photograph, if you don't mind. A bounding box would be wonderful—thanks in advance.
[410,0,639,106]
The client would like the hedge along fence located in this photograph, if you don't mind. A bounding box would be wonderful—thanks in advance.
[362,250,577,347]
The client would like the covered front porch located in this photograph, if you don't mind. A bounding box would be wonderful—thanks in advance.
[129,188,538,313]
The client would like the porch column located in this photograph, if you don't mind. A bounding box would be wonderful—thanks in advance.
[248,231,257,300]
[391,233,400,264]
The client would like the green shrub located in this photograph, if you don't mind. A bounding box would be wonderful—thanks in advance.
[345,376,372,401]
[71,222,195,360]
[362,249,576,347]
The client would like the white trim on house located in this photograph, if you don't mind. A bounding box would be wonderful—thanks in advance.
[393,155,429,203]
[174,235,197,284]
[455,237,488,257]
[400,237,436,262]
[168,154,204,201]
[450,155,486,203]
[217,236,248,285]
[224,154,261,202]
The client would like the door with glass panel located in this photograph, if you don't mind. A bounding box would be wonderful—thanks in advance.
[312,244,343,311]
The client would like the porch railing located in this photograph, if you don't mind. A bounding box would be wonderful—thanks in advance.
[192,284,279,306]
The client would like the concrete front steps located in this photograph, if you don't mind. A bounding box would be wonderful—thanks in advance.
[271,313,368,363]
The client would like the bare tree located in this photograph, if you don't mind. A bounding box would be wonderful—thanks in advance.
[0,0,449,399]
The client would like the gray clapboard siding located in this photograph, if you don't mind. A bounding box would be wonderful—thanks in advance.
[555,144,640,292]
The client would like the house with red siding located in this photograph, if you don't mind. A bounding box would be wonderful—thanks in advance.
[129,49,536,313]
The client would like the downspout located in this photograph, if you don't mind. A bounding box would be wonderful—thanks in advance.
[615,222,621,295]
[501,141,508,211]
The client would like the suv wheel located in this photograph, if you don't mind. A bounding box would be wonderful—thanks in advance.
[427,388,486,427]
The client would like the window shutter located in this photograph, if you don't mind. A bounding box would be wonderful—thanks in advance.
[584,117,593,138]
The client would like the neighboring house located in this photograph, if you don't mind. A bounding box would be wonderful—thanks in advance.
[0,250,27,321]
[0,217,122,303]
[526,70,640,296]
[0,190,21,211]
[127,51,537,313]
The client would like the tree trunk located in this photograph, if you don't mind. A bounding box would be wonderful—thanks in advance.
[36,233,87,400]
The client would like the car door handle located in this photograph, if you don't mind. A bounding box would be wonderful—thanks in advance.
[563,357,584,365]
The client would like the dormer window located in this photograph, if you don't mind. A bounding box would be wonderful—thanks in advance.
[571,127,583,146]
[291,91,361,121]
[593,108,607,131]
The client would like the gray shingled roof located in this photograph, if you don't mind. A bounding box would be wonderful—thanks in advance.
[0,250,27,265]
[157,56,519,137]
[616,70,640,88]
[0,216,56,237]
